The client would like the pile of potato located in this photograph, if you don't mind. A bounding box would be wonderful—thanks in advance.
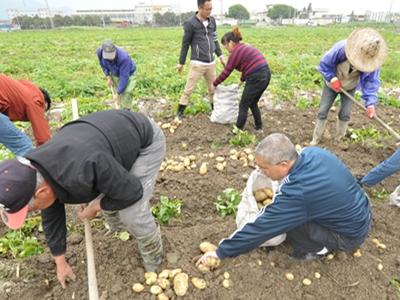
[157,117,183,134]
[159,148,256,174]
[253,187,274,210]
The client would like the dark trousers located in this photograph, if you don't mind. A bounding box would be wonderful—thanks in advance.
[287,221,367,253]
[236,65,271,130]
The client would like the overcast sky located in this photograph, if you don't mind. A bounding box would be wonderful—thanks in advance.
[35,0,399,14]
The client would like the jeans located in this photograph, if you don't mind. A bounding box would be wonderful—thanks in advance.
[317,82,356,122]
[287,221,367,253]
[237,65,271,130]
[111,72,138,110]
[0,113,33,156]
[118,117,166,237]
[179,62,216,106]
[361,147,400,186]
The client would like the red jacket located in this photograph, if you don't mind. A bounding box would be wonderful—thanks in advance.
[0,74,50,146]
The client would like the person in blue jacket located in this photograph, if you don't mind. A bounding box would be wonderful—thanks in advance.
[197,133,371,264]
[97,39,137,110]
[310,28,387,149]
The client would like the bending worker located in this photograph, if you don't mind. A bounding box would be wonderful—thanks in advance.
[310,27,387,149]
[197,133,371,265]
[0,110,165,288]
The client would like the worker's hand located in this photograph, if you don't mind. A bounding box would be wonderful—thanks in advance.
[366,106,376,119]
[196,251,219,267]
[114,93,119,104]
[176,64,183,72]
[78,199,101,221]
[107,76,113,87]
[238,81,244,87]
[210,84,216,92]
[220,57,226,67]
[331,77,341,92]
[54,255,76,288]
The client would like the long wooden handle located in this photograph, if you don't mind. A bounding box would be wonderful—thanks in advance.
[110,86,119,109]
[339,87,400,142]
[71,99,99,300]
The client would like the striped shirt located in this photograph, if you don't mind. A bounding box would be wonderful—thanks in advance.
[213,42,268,86]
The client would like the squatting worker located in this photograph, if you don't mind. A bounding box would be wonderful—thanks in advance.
[197,133,371,265]
[211,26,271,132]
[311,27,387,149]
[0,110,166,288]
[175,0,226,119]
[97,39,137,110]
[0,73,52,156]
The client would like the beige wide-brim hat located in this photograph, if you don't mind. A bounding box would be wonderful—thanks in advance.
[345,27,387,73]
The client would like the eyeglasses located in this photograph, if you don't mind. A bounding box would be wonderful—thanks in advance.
[201,6,213,12]
[257,161,287,173]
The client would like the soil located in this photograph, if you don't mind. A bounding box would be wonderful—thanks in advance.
[1,94,400,300]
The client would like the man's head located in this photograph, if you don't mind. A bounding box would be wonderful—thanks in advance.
[197,0,212,19]
[345,27,387,73]
[255,133,298,181]
[39,88,51,111]
[0,158,56,229]
[102,39,116,60]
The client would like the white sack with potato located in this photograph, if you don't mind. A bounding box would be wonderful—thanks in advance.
[236,169,286,247]
[210,84,239,124]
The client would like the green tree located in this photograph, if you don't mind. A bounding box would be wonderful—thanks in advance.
[72,15,83,26]
[267,4,297,20]
[53,14,64,27]
[180,11,195,25]
[103,16,112,25]
[227,4,250,20]
[63,15,73,26]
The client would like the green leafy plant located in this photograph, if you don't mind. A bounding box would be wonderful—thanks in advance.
[0,217,44,258]
[390,279,400,299]
[349,125,390,145]
[229,126,259,147]
[370,188,389,202]
[0,145,14,161]
[114,231,130,241]
[215,188,242,219]
[151,196,182,225]
[210,141,220,149]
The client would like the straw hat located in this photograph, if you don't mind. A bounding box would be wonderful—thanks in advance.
[345,27,387,73]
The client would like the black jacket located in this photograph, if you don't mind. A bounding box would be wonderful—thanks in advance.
[25,110,153,255]
[178,13,223,65]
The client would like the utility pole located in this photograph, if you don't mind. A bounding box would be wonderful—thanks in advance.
[387,0,394,22]
[45,0,54,29]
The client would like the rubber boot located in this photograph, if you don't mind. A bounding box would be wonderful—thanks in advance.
[336,120,349,151]
[176,104,186,119]
[136,226,163,272]
[310,119,327,146]
[103,210,125,234]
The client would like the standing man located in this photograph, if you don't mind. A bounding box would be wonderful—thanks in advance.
[197,133,371,264]
[175,0,226,119]
[310,27,387,149]
[0,73,51,156]
[0,110,165,288]
[97,39,137,110]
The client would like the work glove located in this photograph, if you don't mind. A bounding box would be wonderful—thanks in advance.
[331,78,341,92]
[366,106,376,119]
[103,210,125,234]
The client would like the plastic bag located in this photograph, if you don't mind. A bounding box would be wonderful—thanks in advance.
[210,84,239,124]
[236,169,286,247]
[389,185,400,208]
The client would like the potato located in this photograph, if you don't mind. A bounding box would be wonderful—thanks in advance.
[169,128,175,134]
[257,202,264,210]
[161,123,171,129]
[244,148,252,155]
[191,278,207,290]
[150,285,163,295]
[215,156,225,163]
[158,293,169,300]
[223,272,230,279]
[295,144,302,152]
[168,268,182,279]
[254,189,268,202]
[199,242,218,253]
[132,283,145,293]
[157,278,170,289]
[173,273,189,297]
[189,155,196,161]
[158,270,170,279]
[197,263,210,272]
[285,273,294,281]
[377,243,387,249]
[183,157,190,167]
[230,155,238,161]
[208,152,215,158]
[262,188,274,198]
[216,163,224,171]
[372,238,380,245]
[302,278,312,286]
[199,162,208,175]
[314,272,321,279]
[206,256,221,269]
[145,271,157,280]
[263,199,272,206]
[171,164,184,172]
[229,149,238,155]
[377,263,383,271]
[222,279,230,288]
[190,163,197,169]
[247,154,255,162]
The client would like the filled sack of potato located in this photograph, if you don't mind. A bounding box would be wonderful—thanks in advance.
[210,84,239,124]
[236,169,286,247]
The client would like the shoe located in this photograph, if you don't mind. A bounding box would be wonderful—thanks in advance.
[254,126,263,133]
[287,251,327,262]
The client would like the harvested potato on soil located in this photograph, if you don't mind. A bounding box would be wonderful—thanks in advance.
[199,162,208,175]
[157,278,170,289]
[150,285,163,295]
[132,283,145,293]
[223,272,230,279]
[302,278,312,286]
[222,279,230,288]
[199,242,218,253]
[206,256,221,269]
[158,293,169,300]
[191,278,207,290]
[173,273,189,297]
[197,263,210,272]
[158,270,170,279]
[145,272,158,285]
[285,273,294,281]
[168,268,182,279]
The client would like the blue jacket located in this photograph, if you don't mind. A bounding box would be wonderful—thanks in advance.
[318,40,381,107]
[97,46,136,94]
[216,147,371,259]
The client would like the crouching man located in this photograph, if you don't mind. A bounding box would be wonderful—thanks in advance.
[0,110,165,288]
[197,133,371,265]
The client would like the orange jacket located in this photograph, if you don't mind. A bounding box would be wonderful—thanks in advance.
[0,74,50,146]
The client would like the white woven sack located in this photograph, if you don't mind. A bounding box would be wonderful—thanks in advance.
[389,184,400,208]
[236,169,286,247]
[210,84,239,124]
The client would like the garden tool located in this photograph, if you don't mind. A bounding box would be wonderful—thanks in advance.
[110,86,119,109]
